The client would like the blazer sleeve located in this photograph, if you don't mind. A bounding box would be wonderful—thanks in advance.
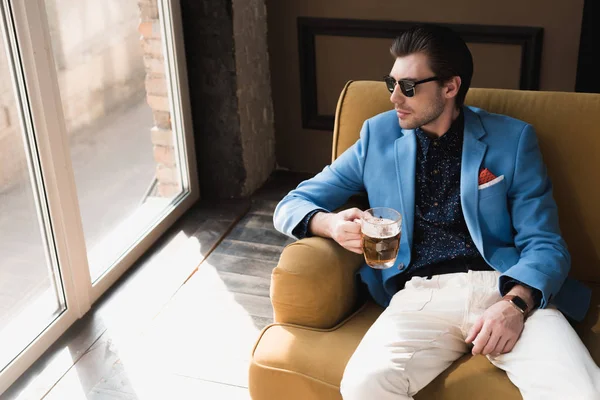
[273,120,370,238]
[498,124,570,308]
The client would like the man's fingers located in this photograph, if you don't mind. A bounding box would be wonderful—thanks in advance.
[482,333,501,356]
[502,339,515,354]
[492,338,510,357]
[341,221,362,234]
[341,208,364,221]
[471,325,492,355]
[346,247,363,254]
[340,231,362,242]
[465,318,483,344]
[344,239,362,250]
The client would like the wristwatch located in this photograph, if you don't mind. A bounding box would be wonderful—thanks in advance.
[503,294,529,317]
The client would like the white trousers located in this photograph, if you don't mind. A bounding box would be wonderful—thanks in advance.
[340,271,600,400]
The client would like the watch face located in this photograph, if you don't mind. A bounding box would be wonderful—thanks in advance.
[512,296,528,311]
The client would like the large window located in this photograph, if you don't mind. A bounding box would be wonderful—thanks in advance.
[0,0,198,393]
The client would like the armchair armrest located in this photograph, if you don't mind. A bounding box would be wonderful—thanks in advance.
[270,236,364,329]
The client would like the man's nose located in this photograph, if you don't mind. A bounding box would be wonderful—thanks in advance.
[390,84,404,104]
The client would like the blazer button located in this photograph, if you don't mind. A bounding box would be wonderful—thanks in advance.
[398,263,404,270]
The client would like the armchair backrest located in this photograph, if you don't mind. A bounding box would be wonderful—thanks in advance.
[332,80,600,283]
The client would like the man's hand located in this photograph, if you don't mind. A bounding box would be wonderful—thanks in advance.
[309,208,364,254]
[465,284,534,356]
[465,300,524,356]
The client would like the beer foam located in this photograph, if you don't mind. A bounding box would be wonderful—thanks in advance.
[362,217,401,239]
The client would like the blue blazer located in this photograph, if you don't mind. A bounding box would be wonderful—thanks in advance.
[274,107,591,321]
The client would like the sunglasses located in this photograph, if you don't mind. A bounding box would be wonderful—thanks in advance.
[383,75,440,97]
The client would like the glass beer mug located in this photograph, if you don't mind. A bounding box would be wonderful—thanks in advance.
[361,207,402,269]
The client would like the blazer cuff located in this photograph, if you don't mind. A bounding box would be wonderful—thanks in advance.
[292,209,328,239]
[501,278,543,309]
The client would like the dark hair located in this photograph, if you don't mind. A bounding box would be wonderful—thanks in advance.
[390,24,473,108]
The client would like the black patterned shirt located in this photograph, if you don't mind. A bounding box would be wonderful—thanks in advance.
[409,110,484,271]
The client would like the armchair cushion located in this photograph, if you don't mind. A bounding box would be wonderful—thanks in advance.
[271,237,363,328]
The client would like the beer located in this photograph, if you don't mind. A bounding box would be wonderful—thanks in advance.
[361,207,402,269]
[361,218,401,269]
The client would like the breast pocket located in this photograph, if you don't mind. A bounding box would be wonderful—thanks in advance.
[479,178,511,237]
[478,177,507,200]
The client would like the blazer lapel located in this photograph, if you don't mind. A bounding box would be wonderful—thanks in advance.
[461,108,488,254]
[394,131,416,267]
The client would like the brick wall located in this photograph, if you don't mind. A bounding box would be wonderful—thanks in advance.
[232,0,276,196]
[138,0,180,198]
[181,0,275,199]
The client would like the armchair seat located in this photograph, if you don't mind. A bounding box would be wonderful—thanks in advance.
[251,281,599,400]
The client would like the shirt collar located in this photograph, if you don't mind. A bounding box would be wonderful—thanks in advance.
[415,109,464,158]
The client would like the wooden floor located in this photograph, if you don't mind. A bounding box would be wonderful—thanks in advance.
[1,171,310,400]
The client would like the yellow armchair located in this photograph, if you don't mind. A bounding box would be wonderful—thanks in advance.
[249,82,600,399]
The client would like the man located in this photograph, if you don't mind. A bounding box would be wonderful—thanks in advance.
[273,25,600,399]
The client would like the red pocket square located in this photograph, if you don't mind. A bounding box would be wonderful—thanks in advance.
[479,168,497,185]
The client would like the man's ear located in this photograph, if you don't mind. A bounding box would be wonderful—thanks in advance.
[444,76,462,99]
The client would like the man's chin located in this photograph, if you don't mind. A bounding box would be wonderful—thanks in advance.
[398,118,417,130]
